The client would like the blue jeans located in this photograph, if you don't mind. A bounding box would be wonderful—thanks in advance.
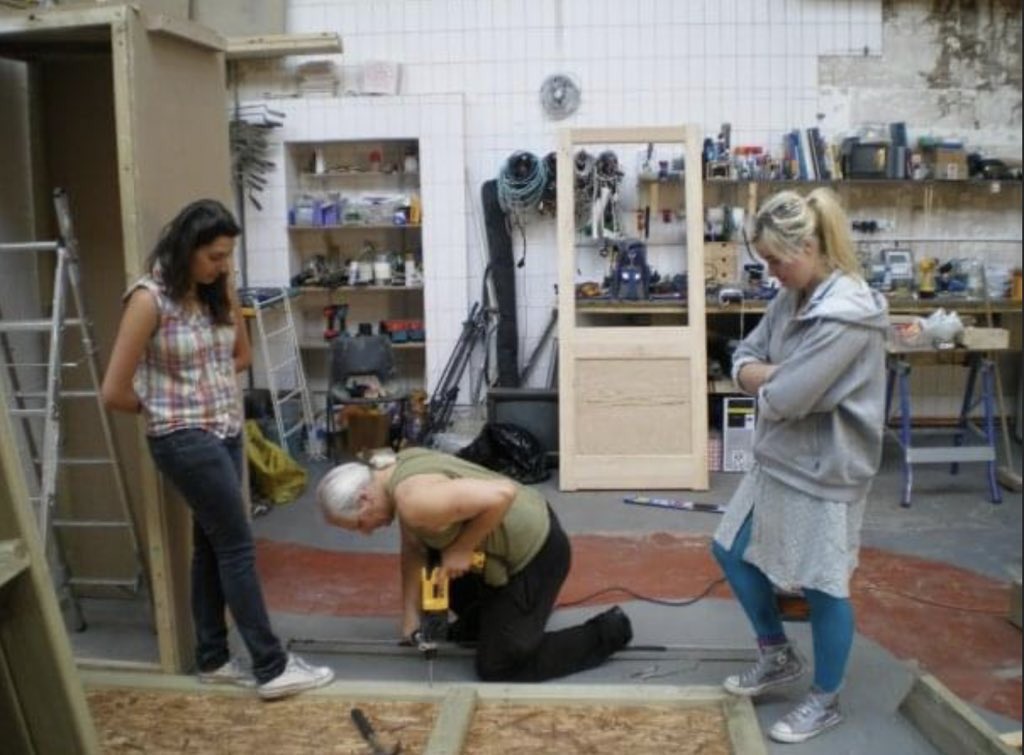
[148,429,286,683]
[711,514,855,693]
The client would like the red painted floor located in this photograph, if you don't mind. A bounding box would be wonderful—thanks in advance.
[257,533,1022,721]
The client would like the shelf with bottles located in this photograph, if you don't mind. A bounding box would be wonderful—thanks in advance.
[286,138,423,231]
[288,223,421,232]
[288,138,419,181]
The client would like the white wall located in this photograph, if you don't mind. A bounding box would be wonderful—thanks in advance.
[241,95,467,394]
[235,0,1022,395]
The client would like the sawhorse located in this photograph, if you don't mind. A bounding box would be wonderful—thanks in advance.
[885,348,1002,507]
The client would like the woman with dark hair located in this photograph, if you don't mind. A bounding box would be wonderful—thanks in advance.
[102,199,333,700]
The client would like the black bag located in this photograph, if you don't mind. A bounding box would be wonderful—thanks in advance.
[457,422,550,485]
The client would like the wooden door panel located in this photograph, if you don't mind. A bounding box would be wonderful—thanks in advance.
[575,357,692,456]
[558,127,707,490]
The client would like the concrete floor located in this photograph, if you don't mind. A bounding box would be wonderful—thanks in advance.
[70,439,1023,753]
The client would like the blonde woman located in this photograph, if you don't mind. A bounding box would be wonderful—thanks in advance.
[711,189,888,743]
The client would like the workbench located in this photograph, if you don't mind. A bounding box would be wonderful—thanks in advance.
[884,344,1006,507]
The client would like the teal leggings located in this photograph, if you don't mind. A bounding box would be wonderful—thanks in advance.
[711,514,855,693]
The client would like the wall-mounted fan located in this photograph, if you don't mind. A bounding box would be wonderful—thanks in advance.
[539,74,581,120]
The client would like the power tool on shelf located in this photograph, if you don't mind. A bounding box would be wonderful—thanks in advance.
[322,303,348,341]
[414,547,486,684]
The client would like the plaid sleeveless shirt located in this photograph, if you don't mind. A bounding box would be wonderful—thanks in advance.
[130,274,241,439]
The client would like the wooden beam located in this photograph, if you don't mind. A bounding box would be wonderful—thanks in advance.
[424,688,477,755]
[723,695,768,755]
[142,12,225,52]
[225,32,342,60]
[0,539,28,591]
[900,673,1016,755]
[1000,731,1022,749]
[0,365,99,752]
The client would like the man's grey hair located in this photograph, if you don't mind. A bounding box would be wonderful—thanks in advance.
[316,462,373,523]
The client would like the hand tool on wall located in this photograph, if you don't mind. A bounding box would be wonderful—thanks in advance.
[415,547,486,685]
[350,707,402,755]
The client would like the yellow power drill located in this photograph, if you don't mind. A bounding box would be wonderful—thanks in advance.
[416,548,486,683]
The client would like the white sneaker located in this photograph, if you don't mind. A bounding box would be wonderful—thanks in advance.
[258,654,334,701]
[723,644,806,697]
[769,689,843,743]
[197,657,256,688]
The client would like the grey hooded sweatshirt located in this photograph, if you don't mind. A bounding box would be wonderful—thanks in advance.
[731,272,889,502]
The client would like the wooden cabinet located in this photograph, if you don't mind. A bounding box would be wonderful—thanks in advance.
[284,138,426,397]
[0,0,233,684]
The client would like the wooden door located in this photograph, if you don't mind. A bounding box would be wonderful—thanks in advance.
[557,127,708,490]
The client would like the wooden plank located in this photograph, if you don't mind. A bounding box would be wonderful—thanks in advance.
[142,12,225,52]
[900,673,1015,755]
[225,32,341,59]
[556,128,578,489]
[0,4,125,35]
[0,538,28,590]
[112,9,234,673]
[0,372,99,752]
[424,688,477,755]
[722,695,769,755]
[87,687,434,753]
[1000,731,1022,749]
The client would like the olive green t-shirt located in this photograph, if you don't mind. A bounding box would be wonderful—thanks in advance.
[386,448,550,587]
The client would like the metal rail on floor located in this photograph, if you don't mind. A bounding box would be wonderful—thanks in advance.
[286,637,758,663]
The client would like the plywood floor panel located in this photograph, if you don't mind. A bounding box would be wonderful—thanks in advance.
[464,702,730,755]
[87,688,432,754]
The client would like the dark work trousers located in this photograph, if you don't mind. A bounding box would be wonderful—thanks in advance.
[148,429,287,684]
[449,507,612,682]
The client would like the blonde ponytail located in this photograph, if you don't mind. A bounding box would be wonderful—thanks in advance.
[806,188,859,276]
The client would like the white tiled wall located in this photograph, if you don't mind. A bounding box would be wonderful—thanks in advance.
[237,0,1017,401]
[241,95,466,393]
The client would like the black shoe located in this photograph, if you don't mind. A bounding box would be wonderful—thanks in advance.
[589,605,633,654]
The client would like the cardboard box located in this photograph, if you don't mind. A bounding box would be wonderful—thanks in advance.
[923,147,968,180]
[343,408,391,455]
[958,327,1010,351]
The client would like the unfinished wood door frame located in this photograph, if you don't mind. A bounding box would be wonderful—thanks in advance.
[1,5,234,674]
[557,126,708,491]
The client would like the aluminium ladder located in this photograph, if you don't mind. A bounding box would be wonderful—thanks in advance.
[242,288,322,459]
[0,189,149,631]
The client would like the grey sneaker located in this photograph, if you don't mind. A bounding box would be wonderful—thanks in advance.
[258,653,334,701]
[769,689,843,743]
[723,643,806,697]
[197,657,256,688]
